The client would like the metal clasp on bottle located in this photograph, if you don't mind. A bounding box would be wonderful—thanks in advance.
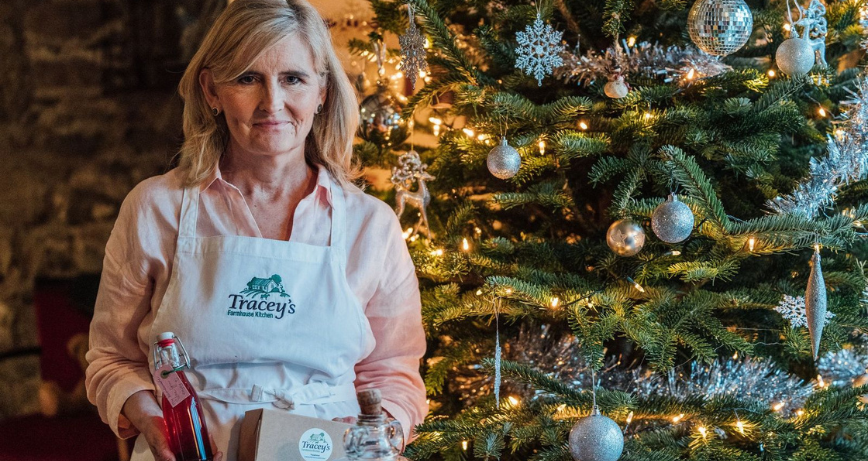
[152,333,192,371]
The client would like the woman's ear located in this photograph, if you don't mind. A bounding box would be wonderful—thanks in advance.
[199,69,220,109]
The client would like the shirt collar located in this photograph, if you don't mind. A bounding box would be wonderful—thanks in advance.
[201,163,334,207]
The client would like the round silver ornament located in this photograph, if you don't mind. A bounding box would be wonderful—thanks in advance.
[568,406,624,461]
[606,219,646,257]
[775,37,815,77]
[651,194,695,243]
[487,137,522,179]
[358,91,408,144]
[604,75,629,99]
[687,0,753,56]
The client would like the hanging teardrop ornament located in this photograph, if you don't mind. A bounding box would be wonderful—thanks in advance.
[806,246,828,360]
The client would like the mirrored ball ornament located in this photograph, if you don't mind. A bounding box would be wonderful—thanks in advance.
[358,91,408,145]
[775,37,815,77]
[568,407,624,461]
[487,137,522,179]
[606,219,646,257]
[687,0,753,57]
[651,194,695,243]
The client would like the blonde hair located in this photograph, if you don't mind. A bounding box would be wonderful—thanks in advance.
[177,0,361,187]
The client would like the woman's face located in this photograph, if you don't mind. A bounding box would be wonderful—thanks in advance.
[202,34,326,162]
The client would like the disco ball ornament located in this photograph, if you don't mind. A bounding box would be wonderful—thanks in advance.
[358,91,408,145]
[775,37,815,77]
[568,406,624,461]
[603,75,629,99]
[487,137,522,179]
[606,219,646,257]
[651,194,695,243]
[687,0,753,56]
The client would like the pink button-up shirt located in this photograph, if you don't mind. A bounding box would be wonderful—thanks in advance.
[85,165,427,441]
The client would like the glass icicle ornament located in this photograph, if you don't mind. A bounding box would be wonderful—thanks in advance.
[651,194,694,243]
[337,389,406,461]
[806,247,828,360]
[152,332,213,461]
[687,0,753,56]
[487,137,521,179]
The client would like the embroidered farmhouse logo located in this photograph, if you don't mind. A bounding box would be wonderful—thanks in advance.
[226,274,296,320]
[298,428,333,460]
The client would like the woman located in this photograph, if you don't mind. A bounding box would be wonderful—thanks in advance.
[84,1,428,460]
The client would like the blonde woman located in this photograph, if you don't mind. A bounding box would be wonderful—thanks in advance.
[85,1,428,459]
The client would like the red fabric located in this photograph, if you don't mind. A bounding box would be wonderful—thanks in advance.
[0,413,120,461]
[33,279,93,392]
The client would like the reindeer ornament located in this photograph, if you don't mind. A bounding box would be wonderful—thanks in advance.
[391,150,435,238]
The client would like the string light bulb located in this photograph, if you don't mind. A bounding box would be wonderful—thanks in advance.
[772,402,785,411]
[462,440,468,451]
[627,36,636,47]
[644,111,653,120]
[817,374,826,388]
[673,413,684,423]
[579,121,588,130]
[768,69,776,78]
[550,297,559,308]
[626,411,634,425]
[462,238,470,251]
[462,128,475,138]
[797,409,804,416]
[818,107,827,117]
[626,276,645,293]
[507,396,520,406]
[748,237,756,252]
[784,23,792,31]
[736,419,745,435]
[430,248,444,256]
[538,139,546,155]
[698,426,707,439]
[686,68,696,80]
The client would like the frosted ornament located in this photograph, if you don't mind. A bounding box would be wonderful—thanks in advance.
[487,137,522,179]
[568,406,624,461]
[651,194,694,243]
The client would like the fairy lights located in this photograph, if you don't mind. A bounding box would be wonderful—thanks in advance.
[462,238,470,251]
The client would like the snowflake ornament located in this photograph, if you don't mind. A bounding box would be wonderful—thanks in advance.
[399,5,428,90]
[515,12,565,86]
[776,294,834,328]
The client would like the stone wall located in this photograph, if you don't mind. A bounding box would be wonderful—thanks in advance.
[0,0,223,419]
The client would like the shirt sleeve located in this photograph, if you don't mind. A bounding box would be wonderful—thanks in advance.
[85,183,162,439]
[354,212,428,444]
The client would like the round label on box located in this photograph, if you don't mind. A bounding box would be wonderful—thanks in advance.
[299,428,334,460]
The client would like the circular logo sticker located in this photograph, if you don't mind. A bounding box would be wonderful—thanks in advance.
[299,428,334,460]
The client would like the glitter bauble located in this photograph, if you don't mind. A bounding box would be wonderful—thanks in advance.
[806,249,827,360]
[604,76,629,99]
[687,0,753,56]
[568,407,624,461]
[651,194,695,243]
[358,91,408,145]
[776,37,815,77]
[606,219,646,257]
[487,137,521,179]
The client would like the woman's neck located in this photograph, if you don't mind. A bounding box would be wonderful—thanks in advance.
[220,148,315,201]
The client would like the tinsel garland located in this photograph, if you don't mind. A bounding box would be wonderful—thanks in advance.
[556,40,731,86]
[818,346,868,387]
[767,77,868,218]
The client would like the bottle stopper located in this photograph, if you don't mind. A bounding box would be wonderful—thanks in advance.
[357,388,382,416]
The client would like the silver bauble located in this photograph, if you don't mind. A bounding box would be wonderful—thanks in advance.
[604,76,629,99]
[806,249,827,360]
[487,137,522,179]
[358,91,408,144]
[606,219,646,257]
[568,406,624,461]
[651,194,695,243]
[687,0,753,56]
[776,37,815,77]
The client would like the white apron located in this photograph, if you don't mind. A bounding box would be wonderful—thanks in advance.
[133,181,375,460]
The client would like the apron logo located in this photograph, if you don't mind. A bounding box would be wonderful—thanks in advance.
[227,274,296,319]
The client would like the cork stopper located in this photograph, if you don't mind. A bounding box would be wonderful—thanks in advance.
[357,388,382,416]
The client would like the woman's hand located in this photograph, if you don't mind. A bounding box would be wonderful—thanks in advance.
[122,390,224,461]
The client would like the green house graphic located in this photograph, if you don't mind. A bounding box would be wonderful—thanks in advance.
[308,432,326,443]
[240,274,290,299]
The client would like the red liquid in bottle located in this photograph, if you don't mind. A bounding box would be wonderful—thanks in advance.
[156,334,213,461]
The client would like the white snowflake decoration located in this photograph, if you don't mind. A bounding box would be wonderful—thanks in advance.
[399,5,428,90]
[776,294,834,328]
[515,12,565,86]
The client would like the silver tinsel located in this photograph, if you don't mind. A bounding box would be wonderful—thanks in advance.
[687,0,754,57]
[568,406,624,461]
[806,249,828,360]
[558,40,731,86]
[632,358,813,414]
[398,4,428,90]
[768,77,868,217]
[818,346,868,387]
[651,194,695,243]
[515,12,565,86]
[487,137,522,179]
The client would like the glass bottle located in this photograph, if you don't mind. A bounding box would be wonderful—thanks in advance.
[153,332,213,461]
[338,389,407,460]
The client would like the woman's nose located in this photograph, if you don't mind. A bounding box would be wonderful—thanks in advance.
[259,80,284,113]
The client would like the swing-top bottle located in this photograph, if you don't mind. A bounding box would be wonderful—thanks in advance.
[153,332,213,461]
[337,388,407,460]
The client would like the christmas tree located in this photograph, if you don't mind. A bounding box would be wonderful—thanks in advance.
[351,0,868,459]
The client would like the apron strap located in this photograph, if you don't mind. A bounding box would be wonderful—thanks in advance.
[329,180,348,260]
[197,382,357,410]
[178,186,200,240]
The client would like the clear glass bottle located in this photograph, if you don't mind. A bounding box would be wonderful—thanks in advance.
[337,389,407,460]
[153,332,213,461]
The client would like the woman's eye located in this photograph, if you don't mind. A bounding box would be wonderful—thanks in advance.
[285,75,301,84]
[237,75,256,84]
